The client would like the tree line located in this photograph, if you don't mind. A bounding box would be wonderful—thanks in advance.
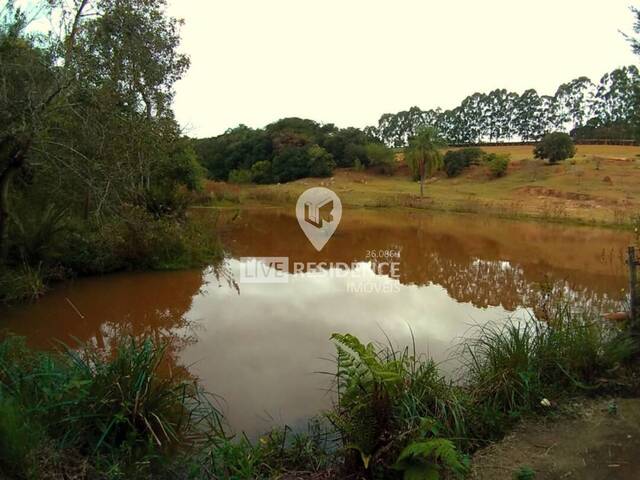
[371,66,640,147]
[196,65,640,184]
[193,118,396,184]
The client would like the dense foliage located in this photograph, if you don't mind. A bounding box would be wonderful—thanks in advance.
[533,132,576,163]
[369,66,640,146]
[443,147,485,177]
[487,153,510,178]
[193,118,392,183]
[0,1,220,303]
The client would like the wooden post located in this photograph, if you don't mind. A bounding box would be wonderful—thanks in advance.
[629,246,638,327]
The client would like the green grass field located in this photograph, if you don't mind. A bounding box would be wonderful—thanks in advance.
[204,144,640,227]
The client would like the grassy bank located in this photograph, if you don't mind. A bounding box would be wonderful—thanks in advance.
[201,144,640,229]
[0,302,636,479]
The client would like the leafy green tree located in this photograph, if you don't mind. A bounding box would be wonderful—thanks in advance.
[271,145,334,183]
[250,160,274,184]
[513,89,544,141]
[0,0,196,267]
[193,126,271,180]
[321,127,370,167]
[533,132,576,163]
[406,127,446,198]
[307,145,336,177]
[443,147,484,177]
[591,66,640,126]
[364,143,395,175]
[554,76,595,130]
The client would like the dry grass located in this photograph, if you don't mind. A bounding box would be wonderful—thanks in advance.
[202,145,640,227]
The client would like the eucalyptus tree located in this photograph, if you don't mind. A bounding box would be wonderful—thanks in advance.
[554,76,595,131]
[377,113,402,147]
[592,66,640,125]
[484,89,519,141]
[513,89,543,141]
[406,127,447,198]
[458,93,488,142]
[539,95,562,135]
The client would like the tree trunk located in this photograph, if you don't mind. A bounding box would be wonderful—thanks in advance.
[0,147,26,261]
[419,153,425,199]
[0,165,18,260]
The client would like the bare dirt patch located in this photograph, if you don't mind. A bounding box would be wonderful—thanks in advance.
[470,397,640,480]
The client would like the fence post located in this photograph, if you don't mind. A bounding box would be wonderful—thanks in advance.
[629,246,638,329]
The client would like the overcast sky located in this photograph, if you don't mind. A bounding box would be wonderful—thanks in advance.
[167,0,639,138]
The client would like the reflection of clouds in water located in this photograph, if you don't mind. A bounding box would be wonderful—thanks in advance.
[181,258,526,437]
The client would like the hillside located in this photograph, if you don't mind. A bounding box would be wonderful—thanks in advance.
[205,144,640,227]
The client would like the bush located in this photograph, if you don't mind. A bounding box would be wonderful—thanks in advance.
[250,160,274,184]
[533,132,576,163]
[487,153,509,178]
[272,145,335,183]
[364,143,395,175]
[228,168,253,184]
[443,147,485,177]
[55,207,222,275]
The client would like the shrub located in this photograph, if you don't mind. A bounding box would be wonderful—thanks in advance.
[487,153,509,178]
[56,207,222,274]
[228,168,253,184]
[250,160,274,184]
[365,143,395,175]
[443,147,485,177]
[533,132,576,164]
[272,145,335,182]
[307,144,336,177]
[9,204,68,264]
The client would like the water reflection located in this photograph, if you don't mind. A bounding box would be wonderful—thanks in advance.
[0,208,633,436]
[220,208,630,311]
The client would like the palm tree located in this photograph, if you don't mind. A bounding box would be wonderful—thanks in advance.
[406,127,447,198]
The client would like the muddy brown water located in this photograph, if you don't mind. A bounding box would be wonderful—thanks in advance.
[0,208,633,436]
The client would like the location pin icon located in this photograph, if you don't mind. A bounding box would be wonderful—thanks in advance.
[296,187,342,251]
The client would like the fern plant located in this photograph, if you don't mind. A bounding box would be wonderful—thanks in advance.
[329,333,403,468]
[394,437,466,480]
[393,417,467,480]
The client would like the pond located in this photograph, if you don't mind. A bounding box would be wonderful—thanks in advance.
[0,207,632,436]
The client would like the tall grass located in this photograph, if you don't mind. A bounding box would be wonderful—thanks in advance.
[460,304,636,440]
[0,336,224,478]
